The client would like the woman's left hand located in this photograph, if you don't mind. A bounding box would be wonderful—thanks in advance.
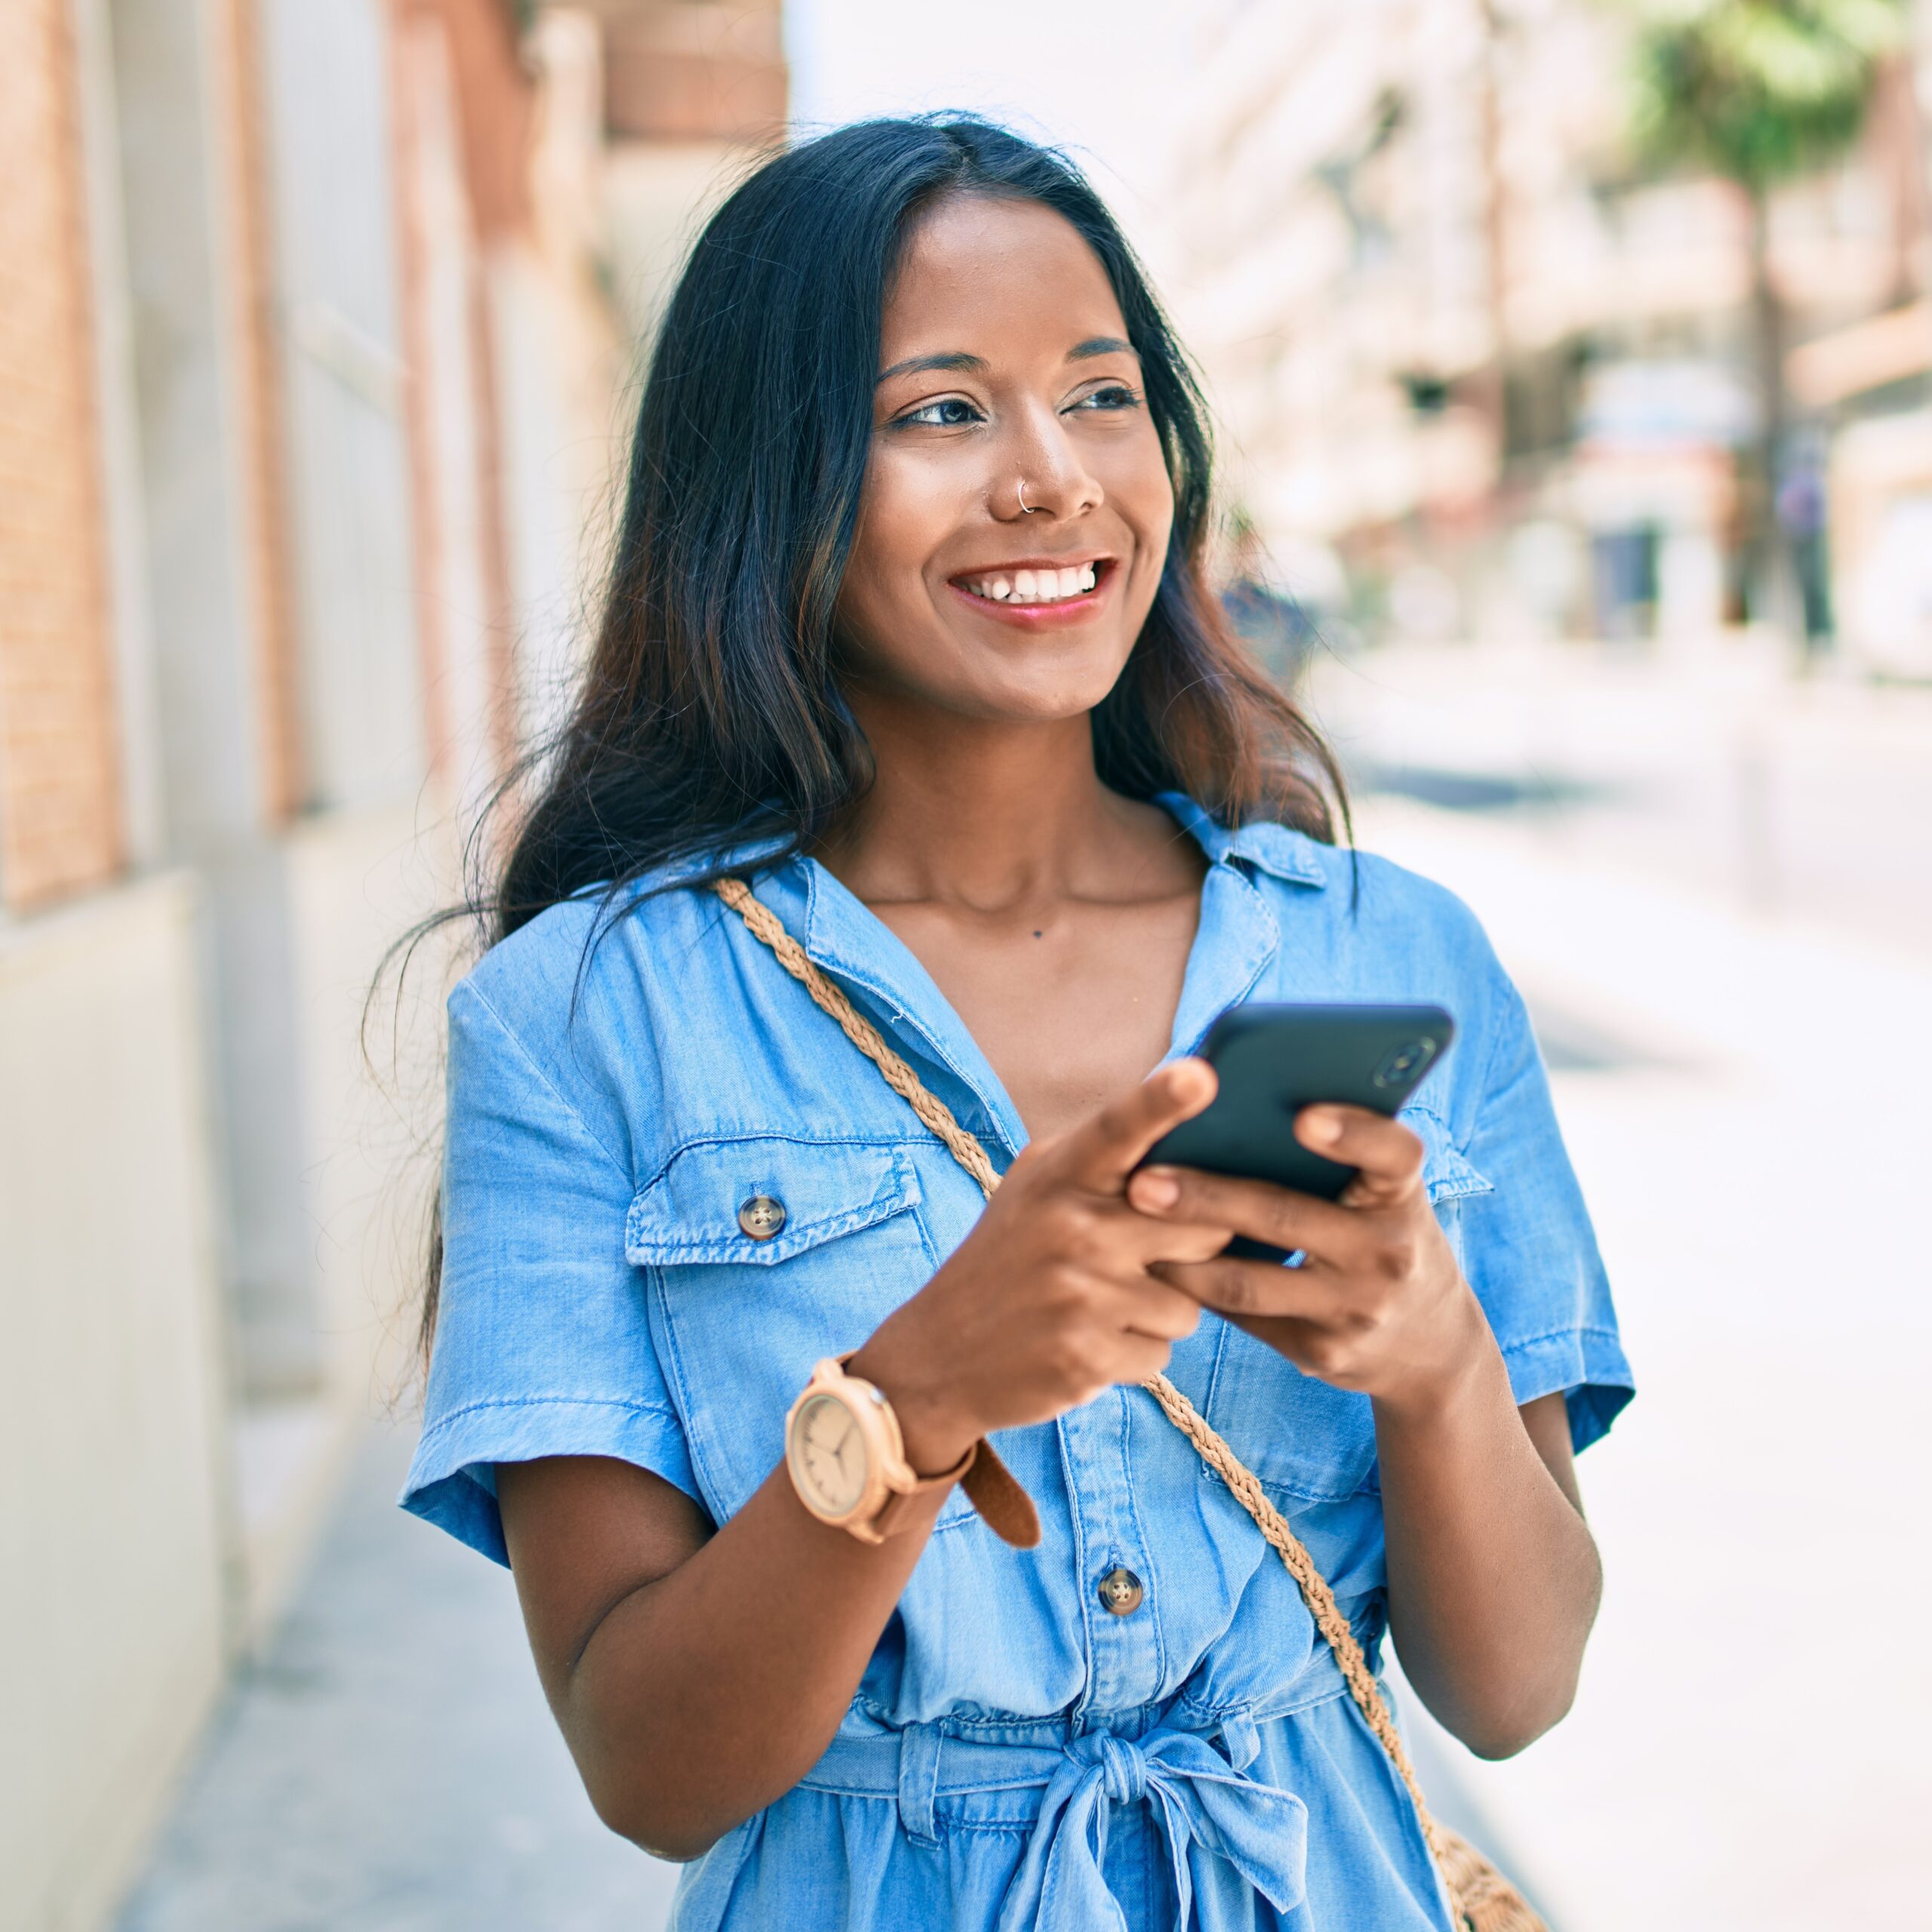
[1125,1105,1494,1413]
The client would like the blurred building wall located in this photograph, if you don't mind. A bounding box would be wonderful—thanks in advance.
[0,3,766,1927]
[590,0,787,346]
[1173,0,1932,663]
[1817,1,1932,677]
[0,0,124,907]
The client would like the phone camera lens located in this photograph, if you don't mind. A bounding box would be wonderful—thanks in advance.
[1373,1038,1435,1088]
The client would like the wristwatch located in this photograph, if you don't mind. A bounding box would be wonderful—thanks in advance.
[783,1356,975,1543]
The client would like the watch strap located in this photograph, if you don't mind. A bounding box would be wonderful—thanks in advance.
[871,1438,976,1539]
[958,1437,1041,1548]
[867,1436,1038,1546]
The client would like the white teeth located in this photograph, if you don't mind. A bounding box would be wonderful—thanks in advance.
[965,564,1102,601]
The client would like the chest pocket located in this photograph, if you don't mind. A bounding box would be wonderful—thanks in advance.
[1198,1104,1494,1503]
[627,1137,938,1522]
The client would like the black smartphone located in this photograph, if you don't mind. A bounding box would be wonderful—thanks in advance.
[1142,1002,1456,1260]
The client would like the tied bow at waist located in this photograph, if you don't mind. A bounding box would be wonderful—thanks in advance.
[807,1716,1309,1931]
[995,1728,1307,1932]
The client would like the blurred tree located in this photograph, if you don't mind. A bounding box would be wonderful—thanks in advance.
[1623,0,1906,641]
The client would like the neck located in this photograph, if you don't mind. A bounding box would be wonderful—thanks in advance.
[816,694,1134,912]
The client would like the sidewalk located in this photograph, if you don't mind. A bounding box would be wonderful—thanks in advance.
[115,1428,680,1932]
[1350,792,1932,1931]
[1309,636,1932,964]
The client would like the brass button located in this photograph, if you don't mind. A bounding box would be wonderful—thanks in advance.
[737,1195,786,1241]
[1097,1567,1144,1617]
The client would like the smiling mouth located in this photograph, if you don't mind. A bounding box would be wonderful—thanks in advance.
[949,558,1111,608]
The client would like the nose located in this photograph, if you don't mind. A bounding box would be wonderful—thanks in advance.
[995,398,1103,523]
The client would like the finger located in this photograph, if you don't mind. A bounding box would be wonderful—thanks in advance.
[1221,1310,1331,1375]
[1061,1058,1217,1189]
[1112,1276,1203,1344]
[1294,1106,1424,1204]
[1153,1254,1346,1325]
[1129,1166,1372,1268]
[1106,1328,1179,1388]
[1096,1192,1236,1266]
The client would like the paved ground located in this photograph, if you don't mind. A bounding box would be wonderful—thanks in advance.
[117,1428,681,1932]
[1309,635,1932,966]
[1343,791,1932,1931]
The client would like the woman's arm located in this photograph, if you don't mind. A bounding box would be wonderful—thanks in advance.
[496,1063,1231,1859]
[497,1450,947,1860]
[1130,1107,1600,1758]
[1376,1377,1598,1757]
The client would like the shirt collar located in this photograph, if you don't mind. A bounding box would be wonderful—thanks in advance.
[700,796,1327,1160]
[777,796,1323,1155]
[1153,792,1331,888]
[656,828,793,886]
[796,856,1032,1156]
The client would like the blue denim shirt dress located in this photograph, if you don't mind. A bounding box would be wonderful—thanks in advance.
[403,795,1632,1931]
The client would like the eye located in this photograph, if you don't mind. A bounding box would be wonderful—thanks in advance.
[1069,383,1143,414]
[894,395,985,429]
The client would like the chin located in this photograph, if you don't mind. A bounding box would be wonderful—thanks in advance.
[955,636,1137,721]
[961,666,1130,725]
[847,620,1137,726]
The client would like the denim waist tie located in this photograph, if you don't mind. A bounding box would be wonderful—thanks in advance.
[805,1715,1309,1930]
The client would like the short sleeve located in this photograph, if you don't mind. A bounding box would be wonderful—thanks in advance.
[1457,965,1634,1454]
[400,979,700,1565]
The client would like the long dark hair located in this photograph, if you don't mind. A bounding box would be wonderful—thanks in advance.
[412,117,1346,1352]
[491,115,1343,942]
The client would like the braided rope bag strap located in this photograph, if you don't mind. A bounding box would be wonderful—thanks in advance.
[712,878,1545,1932]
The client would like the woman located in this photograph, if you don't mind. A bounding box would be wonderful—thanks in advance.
[404,118,1632,1930]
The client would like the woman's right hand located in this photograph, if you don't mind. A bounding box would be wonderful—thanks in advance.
[848,1060,1232,1472]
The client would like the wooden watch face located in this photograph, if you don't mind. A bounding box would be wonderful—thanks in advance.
[788,1390,869,1518]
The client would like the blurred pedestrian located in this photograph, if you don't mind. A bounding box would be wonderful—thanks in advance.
[1220,513,1317,689]
[402,118,1630,1932]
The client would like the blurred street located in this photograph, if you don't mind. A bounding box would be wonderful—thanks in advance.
[1324,641,1932,1930]
[1313,637,1932,964]
[116,1427,682,1932]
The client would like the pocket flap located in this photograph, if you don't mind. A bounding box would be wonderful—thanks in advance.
[1403,1104,1494,1204]
[626,1137,922,1267]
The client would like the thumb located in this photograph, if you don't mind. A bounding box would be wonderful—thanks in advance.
[1061,1058,1217,1190]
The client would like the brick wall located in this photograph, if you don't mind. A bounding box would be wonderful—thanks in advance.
[391,0,532,786]
[0,0,123,909]
[435,0,528,779]
[213,0,304,823]
[600,0,786,145]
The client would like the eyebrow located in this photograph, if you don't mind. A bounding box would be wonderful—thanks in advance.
[876,351,987,385]
[875,337,1140,386]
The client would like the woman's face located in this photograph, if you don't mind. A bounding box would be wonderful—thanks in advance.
[834,194,1174,724]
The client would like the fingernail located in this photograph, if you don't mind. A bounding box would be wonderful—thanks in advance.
[1134,1170,1180,1210]
[1308,1109,1344,1145]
